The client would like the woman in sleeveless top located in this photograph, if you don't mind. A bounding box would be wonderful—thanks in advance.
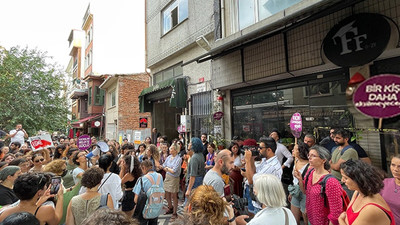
[339,159,395,225]
[119,155,141,217]
[66,167,113,225]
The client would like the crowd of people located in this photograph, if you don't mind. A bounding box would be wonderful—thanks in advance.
[0,124,399,225]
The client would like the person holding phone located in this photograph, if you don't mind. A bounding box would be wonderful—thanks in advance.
[0,173,64,225]
[8,124,28,147]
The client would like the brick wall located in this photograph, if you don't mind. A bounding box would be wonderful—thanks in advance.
[118,73,151,131]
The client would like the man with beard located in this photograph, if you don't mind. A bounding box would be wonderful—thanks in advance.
[330,128,358,197]
[243,137,282,214]
[203,149,234,197]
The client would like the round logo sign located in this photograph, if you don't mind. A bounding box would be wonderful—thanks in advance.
[353,74,400,118]
[94,121,101,127]
[213,112,224,120]
[77,135,92,150]
[290,113,302,138]
[322,13,391,67]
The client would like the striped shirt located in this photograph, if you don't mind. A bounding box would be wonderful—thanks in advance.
[163,155,182,177]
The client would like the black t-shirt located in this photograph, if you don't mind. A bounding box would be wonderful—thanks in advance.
[0,184,19,206]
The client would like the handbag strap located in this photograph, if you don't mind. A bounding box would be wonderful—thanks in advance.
[283,208,289,225]
[98,173,112,190]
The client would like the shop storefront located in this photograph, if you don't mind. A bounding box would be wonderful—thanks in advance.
[198,0,400,171]
[232,69,351,142]
[139,77,187,141]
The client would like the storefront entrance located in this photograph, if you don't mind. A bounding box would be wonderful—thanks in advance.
[153,101,181,143]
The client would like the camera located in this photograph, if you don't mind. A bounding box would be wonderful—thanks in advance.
[240,146,259,157]
[231,194,248,215]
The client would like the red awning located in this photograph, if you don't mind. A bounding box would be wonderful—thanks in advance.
[72,114,101,126]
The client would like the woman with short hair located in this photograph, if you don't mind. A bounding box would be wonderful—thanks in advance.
[161,144,182,221]
[339,160,395,225]
[66,167,113,225]
[294,145,343,225]
[236,174,296,224]
[0,166,21,206]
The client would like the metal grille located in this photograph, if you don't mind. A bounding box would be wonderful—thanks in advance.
[191,91,212,116]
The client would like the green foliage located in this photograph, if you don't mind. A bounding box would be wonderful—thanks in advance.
[0,46,69,135]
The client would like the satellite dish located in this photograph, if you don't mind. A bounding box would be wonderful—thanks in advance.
[97,142,109,153]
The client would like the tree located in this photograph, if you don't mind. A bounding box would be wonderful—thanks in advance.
[0,46,69,136]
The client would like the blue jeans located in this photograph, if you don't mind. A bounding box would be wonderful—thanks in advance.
[244,185,254,213]
[184,176,204,206]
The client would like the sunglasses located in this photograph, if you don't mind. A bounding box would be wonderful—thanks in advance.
[34,158,45,163]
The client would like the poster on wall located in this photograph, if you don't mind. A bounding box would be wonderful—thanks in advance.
[139,117,148,128]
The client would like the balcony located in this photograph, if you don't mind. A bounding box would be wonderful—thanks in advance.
[69,79,88,99]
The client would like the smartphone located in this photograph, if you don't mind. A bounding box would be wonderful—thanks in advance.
[50,176,62,194]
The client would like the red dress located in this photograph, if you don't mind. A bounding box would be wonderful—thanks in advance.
[304,169,343,225]
[346,194,395,225]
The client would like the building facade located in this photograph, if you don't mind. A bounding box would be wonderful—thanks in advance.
[100,73,151,142]
[143,0,216,141]
[67,1,144,138]
[183,0,400,171]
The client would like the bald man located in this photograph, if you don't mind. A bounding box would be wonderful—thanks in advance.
[203,149,234,196]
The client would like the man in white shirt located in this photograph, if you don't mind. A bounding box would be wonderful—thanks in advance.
[9,124,28,146]
[242,137,282,214]
[269,129,293,169]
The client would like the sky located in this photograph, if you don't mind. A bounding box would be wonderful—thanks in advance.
[0,0,145,74]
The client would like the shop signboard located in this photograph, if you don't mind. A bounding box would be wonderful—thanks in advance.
[77,135,91,150]
[353,74,400,119]
[290,113,302,139]
[322,13,392,67]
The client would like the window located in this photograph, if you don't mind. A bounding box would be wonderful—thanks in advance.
[153,64,183,85]
[162,0,188,35]
[88,87,92,105]
[94,86,105,106]
[237,0,302,30]
[109,89,116,107]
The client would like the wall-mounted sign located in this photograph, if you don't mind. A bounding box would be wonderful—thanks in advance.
[91,120,102,128]
[180,115,191,132]
[353,74,400,118]
[77,135,91,151]
[139,117,148,128]
[290,113,302,138]
[322,13,392,67]
[213,111,224,120]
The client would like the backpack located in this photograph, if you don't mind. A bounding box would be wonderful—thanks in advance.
[304,168,350,212]
[133,177,147,218]
[142,173,165,219]
[98,193,108,209]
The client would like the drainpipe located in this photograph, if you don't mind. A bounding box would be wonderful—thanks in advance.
[220,0,225,38]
